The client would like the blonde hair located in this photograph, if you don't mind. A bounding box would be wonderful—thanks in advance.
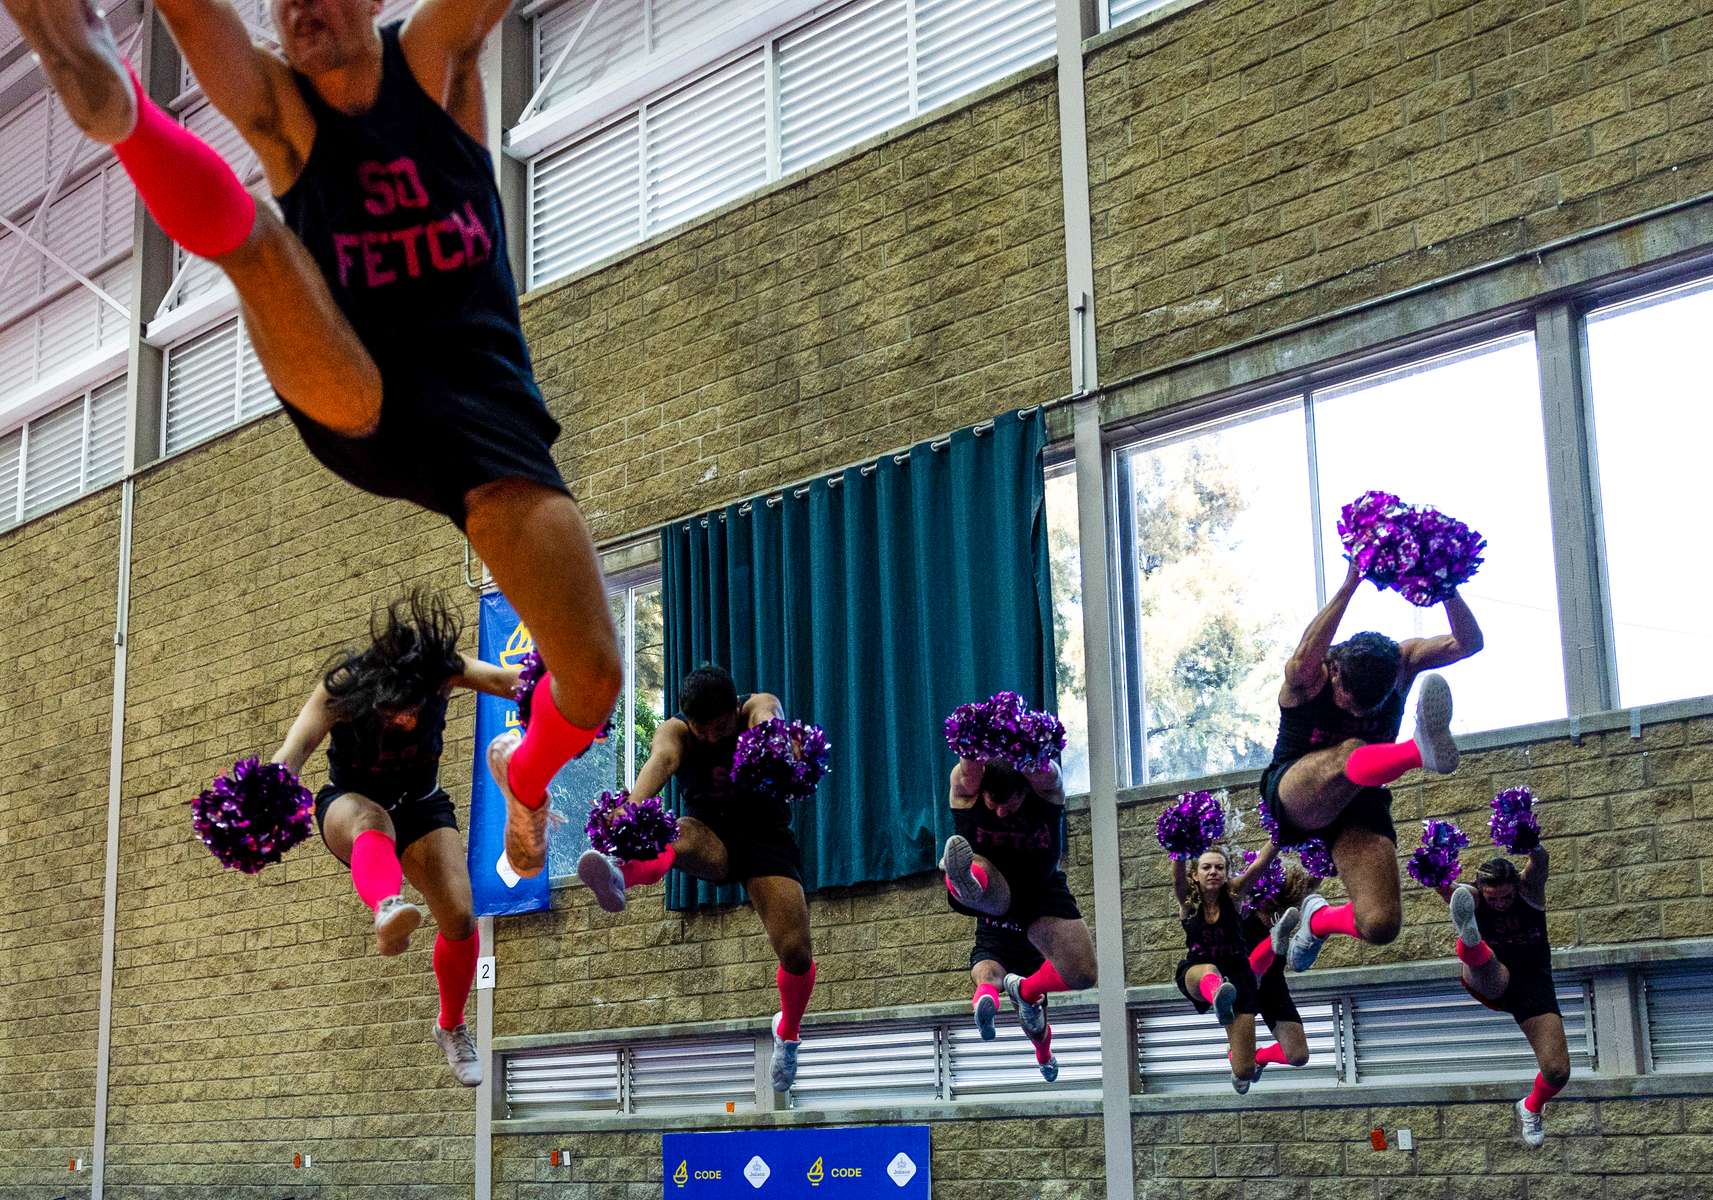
[1180,848,1232,919]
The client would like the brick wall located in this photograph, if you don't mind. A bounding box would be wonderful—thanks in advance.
[518,68,1071,542]
[1087,0,1713,383]
[102,420,482,1198]
[1120,715,1713,981]
[0,492,119,1199]
[1132,1095,1713,1197]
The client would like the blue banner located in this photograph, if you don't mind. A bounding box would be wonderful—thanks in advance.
[661,1126,930,1198]
[468,591,619,916]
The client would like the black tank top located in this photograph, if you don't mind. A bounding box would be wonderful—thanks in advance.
[675,696,757,809]
[276,24,539,405]
[1476,894,1552,975]
[1270,678,1406,765]
[1182,895,1249,966]
[953,785,1064,882]
[327,690,448,802]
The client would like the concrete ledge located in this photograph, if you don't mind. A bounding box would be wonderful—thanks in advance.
[494,1096,1102,1137]
[1132,1071,1713,1115]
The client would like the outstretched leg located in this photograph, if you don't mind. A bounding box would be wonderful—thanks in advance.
[1448,884,1510,999]
[749,874,815,1093]
[402,828,482,1088]
[320,793,421,957]
[970,957,1005,1041]
[1517,1012,1571,1148]
[1288,828,1402,971]
[943,835,1011,915]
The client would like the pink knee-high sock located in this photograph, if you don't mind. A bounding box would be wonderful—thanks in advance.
[1345,739,1423,787]
[349,830,401,913]
[1020,960,1069,1003]
[621,845,676,888]
[1032,1024,1054,1066]
[1250,937,1276,977]
[1523,1071,1563,1114]
[775,962,816,1041]
[433,931,479,1031]
[1255,1042,1291,1067]
[508,672,603,807]
[1309,902,1361,940]
[973,982,1002,1011]
[1456,937,1494,966]
[1197,971,1226,1005]
[113,65,256,258]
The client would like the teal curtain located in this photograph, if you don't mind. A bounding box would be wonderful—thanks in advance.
[661,408,1053,911]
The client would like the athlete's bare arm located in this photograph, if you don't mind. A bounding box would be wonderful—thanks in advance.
[949,760,982,810]
[1280,558,1362,706]
[452,653,520,698]
[1398,592,1485,682]
[400,0,511,142]
[273,680,335,774]
[743,692,786,727]
[631,718,688,801]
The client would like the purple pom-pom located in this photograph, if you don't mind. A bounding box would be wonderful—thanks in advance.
[585,789,679,861]
[1406,818,1470,889]
[1155,790,1226,860]
[513,650,546,725]
[942,691,1066,773]
[1296,838,1337,879]
[1490,785,1541,853]
[1238,848,1288,916]
[731,718,832,802]
[190,757,313,875]
[1339,490,1486,608]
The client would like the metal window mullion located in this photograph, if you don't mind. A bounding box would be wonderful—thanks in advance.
[14,419,27,524]
[763,39,782,180]
[1098,0,1111,31]
[934,1022,950,1101]
[231,320,246,427]
[619,1045,633,1113]
[1534,302,1617,714]
[623,583,638,786]
[79,389,93,491]
[637,103,651,240]
[1111,446,1145,785]
[1303,395,1327,608]
[1338,994,1358,1083]
[904,0,920,116]
[643,0,654,54]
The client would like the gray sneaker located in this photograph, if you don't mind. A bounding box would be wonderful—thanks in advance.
[1270,906,1301,960]
[434,1022,482,1088]
[577,849,629,914]
[973,989,999,1041]
[1450,884,1482,945]
[1211,980,1238,1027]
[1289,893,1331,973]
[1414,673,1460,775]
[1038,1053,1060,1083]
[374,895,422,957]
[1004,972,1046,1040]
[770,1013,800,1092]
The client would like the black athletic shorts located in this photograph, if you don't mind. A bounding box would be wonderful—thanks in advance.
[314,783,459,863]
[1177,955,1260,1017]
[282,378,569,530]
[1256,964,1302,1028]
[683,804,804,885]
[1462,969,1561,1026]
[948,869,1083,927]
[1260,758,1398,849]
[969,917,1046,975]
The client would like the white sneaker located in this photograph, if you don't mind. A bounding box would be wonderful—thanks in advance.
[1414,673,1460,775]
[1516,1097,1545,1148]
[488,730,548,878]
[434,1022,483,1088]
[577,849,629,913]
[374,895,422,957]
[770,1013,801,1092]
[1450,884,1482,946]
[1270,906,1301,960]
[1004,972,1046,1040]
[1289,893,1330,973]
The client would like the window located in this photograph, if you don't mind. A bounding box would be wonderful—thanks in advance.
[160,317,276,456]
[525,0,1055,287]
[1104,0,1178,30]
[1045,464,1090,795]
[1584,279,1713,708]
[1642,962,1713,1073]
[788,1022,940,1109]
[503,1045,623,1117]
[611,574,666,790]
[0,375,127,532]
[1349,979,1592,1084]
[945,1008,1102,1098]
[629,1036,757,1114]
[1115,335,1565,787]
[1134,996,1340,1093]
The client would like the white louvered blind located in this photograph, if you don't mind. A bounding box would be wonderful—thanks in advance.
[0,375,128,532]
[788,1022,940,1109]
[628,1037,757,1114]
[534,0,648,114]
[85,376,127,489]
[0,7,21,59]
[1349,980,1593,1085]
[162,317,276,455]
[946,1009,1103,1098]
[525,0,1054,289]
[504,1046,623,1117]
[1134,997,1341,1093]
[0,429,18,529]
[1106,0,1175,29]
[0,257,132,405]
[1644,963,1713,1072]
[20,395,86,520]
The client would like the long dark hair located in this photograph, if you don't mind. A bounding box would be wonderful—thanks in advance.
[323,588,463,725]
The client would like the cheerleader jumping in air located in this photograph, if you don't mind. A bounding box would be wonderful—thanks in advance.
[270,591,520,1087]
[1235,843,1320,1083]
[576,666,819,1092]
[942,693,1096,1081]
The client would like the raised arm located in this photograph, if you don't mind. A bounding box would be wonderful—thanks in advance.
[1024,761,1065,807]
[272,680,336,776]
[1229,840,1277,896]
[452,652,521,699]
[154,0,315,191]
[1400,592,1486,679]
[1281,559,1362,703]
[745,692,786,727]
[400,0,512,141]
[949,760,983,811]
[1520,844,1550,908]
[1172,857,1194,915]
[630,718,688,802]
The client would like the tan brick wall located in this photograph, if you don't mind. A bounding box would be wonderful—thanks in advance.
[519,68,1071,541]
[104,420,483,1197]
[1087,0,1713,383]
[495,1117,1107,1199]
[0,491,119,1198]
[1121,715,1713,981]
[1133,1095,1713,1197]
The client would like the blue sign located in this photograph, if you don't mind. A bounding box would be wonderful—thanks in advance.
[468,591,619,916]
[661,1126,931,1198]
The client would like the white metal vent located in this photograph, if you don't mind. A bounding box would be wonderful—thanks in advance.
[1349,979,1593,1085]
[788,1021,939,1109]
[0,427,20,531]
[628,1036,757,1114]
[1644,963,1713,1073]
[504,1045,623,1117]
[916,0,1053,112]
[644,51,768,231]
[534,0,649,113]
[20,395,86,520]
[1135,997,1342,1093]
[1105,0,1174,29]
[776,0,910,176]
[85,376,127,489]
[529,113,642,286]
[946,1008,1103,1098]
[162,317,277,456]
